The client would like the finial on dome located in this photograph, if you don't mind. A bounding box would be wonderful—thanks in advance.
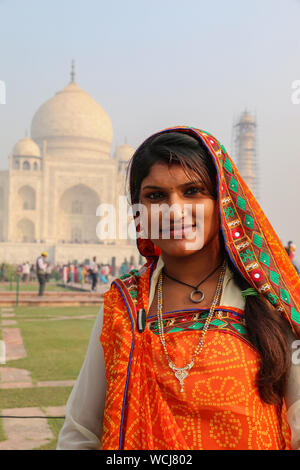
[124,136,127,144]
[25,129,28,137]
[71,59,75,83]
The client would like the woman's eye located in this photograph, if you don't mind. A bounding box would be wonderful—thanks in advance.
[145,191,164,200]
[185,186,205,195]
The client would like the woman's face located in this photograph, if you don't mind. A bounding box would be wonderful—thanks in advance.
[138,161,220,258]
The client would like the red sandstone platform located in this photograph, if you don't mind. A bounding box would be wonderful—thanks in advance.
[0,283,110,306]
[0,295,103,306]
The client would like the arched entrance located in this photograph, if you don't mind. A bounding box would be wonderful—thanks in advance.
[16,218,35,242]
[57,184,100,243]
[18,185,36,210]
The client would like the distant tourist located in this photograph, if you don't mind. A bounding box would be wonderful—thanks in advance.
[89,256,98,292]
[77,264,82,284]
[22,262,30,282]
[45,263,52,282]
[62,264,68,284]
[0,263,5,282]
[100,264,109,284]
[69,263,75,283]
[29,264,35,281]
[120,260,128,276]
[285,241,299,274]
[81,265,87,285]
[36,252,48,296]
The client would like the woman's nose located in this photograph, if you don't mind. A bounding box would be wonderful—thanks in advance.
[167,193,185,222]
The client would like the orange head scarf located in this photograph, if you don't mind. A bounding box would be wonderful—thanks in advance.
[129,126,300,337]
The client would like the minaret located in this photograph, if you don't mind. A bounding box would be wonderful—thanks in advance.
[233,110,259,199]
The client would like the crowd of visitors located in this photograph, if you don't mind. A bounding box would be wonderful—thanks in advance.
[0,255,142,294]
[0,240,297,297]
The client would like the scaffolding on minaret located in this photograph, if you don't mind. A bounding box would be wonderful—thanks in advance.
[232,110,259,200]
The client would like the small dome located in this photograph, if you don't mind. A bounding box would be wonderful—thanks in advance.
[13,137,41,157]
[31,81,113,145]
[114,143,135,161]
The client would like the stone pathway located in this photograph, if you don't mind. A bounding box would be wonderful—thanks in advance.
[2,328,27,361]
[1,320,17,326]
[0,367,33,388]
[0,367,76,389]
[36,380,75,388]
[0,407,57,450]
[0,308,71,449]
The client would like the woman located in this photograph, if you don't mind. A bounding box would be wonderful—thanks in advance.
[57,126,300,450]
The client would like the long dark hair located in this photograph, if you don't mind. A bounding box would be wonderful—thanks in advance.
[127,130,291,406]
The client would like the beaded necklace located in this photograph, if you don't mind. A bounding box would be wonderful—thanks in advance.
[157,260,226,393]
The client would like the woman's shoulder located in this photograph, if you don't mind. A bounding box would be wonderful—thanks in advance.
[220,262,245,310]
[104,264,153,306]
[114,263,153,285]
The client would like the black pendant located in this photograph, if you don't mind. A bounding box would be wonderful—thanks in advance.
[189,289,205,303]
[137,308,146,333]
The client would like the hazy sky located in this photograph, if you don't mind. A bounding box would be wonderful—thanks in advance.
[0,0,299,261]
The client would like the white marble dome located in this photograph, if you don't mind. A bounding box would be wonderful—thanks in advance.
[12,136,41,157]
[31,81,113,145]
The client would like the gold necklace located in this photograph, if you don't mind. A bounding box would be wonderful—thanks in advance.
[157,260,226,393]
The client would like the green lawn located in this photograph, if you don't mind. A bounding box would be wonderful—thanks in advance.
[14,305,99,319]
[12,318,97,382]
[0,304,100,449]
[0,280,80,292]
[0,387,72,448]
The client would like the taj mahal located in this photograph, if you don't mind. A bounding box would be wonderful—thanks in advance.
[0,65,140,265]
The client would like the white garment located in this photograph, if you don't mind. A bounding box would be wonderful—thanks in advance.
[89,261,98,274]
[37,257,47,272]
[101,265,110,276]
[22,263,30,275]
[57,257,300,450]
[57,305,106,450]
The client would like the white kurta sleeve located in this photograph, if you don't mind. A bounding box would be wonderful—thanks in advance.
[285,335,300,450]
[56,304,107,450]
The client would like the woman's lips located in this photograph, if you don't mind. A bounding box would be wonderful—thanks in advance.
[160,224,197,238]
